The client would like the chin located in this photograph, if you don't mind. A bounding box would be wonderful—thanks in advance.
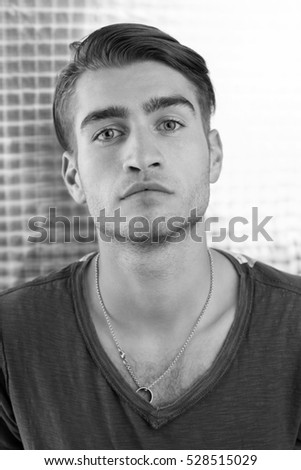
[120,218,189,245]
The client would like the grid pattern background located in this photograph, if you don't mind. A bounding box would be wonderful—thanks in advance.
[1,0,300,290]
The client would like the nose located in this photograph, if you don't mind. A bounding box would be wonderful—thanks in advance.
[122,129,164,173]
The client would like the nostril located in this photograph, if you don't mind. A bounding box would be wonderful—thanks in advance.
[128,166,141,172]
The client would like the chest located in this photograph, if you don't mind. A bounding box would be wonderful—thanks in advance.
[92,306,235,408]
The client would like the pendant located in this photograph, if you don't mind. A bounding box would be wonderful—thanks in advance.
[136,387,153,404]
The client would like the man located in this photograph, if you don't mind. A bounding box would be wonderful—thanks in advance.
[0,23,301,450]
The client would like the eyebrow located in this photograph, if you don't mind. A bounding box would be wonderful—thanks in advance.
[142,95,196,115]
[80,95,195,131]
[80,106,128,131]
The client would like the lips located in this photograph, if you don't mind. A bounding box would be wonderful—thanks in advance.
[121,182,173,200]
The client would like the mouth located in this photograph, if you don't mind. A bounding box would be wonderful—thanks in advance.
[121,182,173,200]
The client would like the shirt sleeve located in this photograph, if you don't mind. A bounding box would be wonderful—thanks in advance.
[0,340,23,450]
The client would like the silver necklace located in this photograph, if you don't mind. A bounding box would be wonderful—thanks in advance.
[94,249,214,404]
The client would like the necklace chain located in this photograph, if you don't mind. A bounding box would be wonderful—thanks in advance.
[94,249,214,398]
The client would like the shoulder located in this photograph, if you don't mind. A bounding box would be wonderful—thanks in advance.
[251,258,301,295]
[221,250,301,295]
[220,249,301,333]
[0,262,72,310]
[220,250,301,359]
[0,252,96,331]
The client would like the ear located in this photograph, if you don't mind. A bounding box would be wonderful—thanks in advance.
[61,152,86,204]
[208,129,223,183]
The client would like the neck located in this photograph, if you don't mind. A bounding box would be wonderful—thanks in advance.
[95,234,212,333]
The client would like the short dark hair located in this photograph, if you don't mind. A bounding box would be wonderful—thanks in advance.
[53,23,216,153]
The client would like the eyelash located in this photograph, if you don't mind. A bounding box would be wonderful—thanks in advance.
[157,119,184,133]
[93,128,124,142]
[93,118,184,143]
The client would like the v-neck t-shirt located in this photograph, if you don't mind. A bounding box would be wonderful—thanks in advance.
[1,250,301,449]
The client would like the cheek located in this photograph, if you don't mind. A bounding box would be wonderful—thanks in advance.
[78,141,122,177]
[77,159,121,216]
[174,137,209,176]
[77,149,106,188]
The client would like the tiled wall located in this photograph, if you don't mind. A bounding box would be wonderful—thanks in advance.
[1,0,300,290]
[1,1,98,290]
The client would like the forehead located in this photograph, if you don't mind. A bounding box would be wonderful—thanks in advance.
[73,61,200,121]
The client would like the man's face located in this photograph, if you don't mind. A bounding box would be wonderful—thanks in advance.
[63,61,222,242]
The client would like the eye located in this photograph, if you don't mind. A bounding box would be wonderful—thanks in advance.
[157,119,183,133]
[94,128,124,142]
